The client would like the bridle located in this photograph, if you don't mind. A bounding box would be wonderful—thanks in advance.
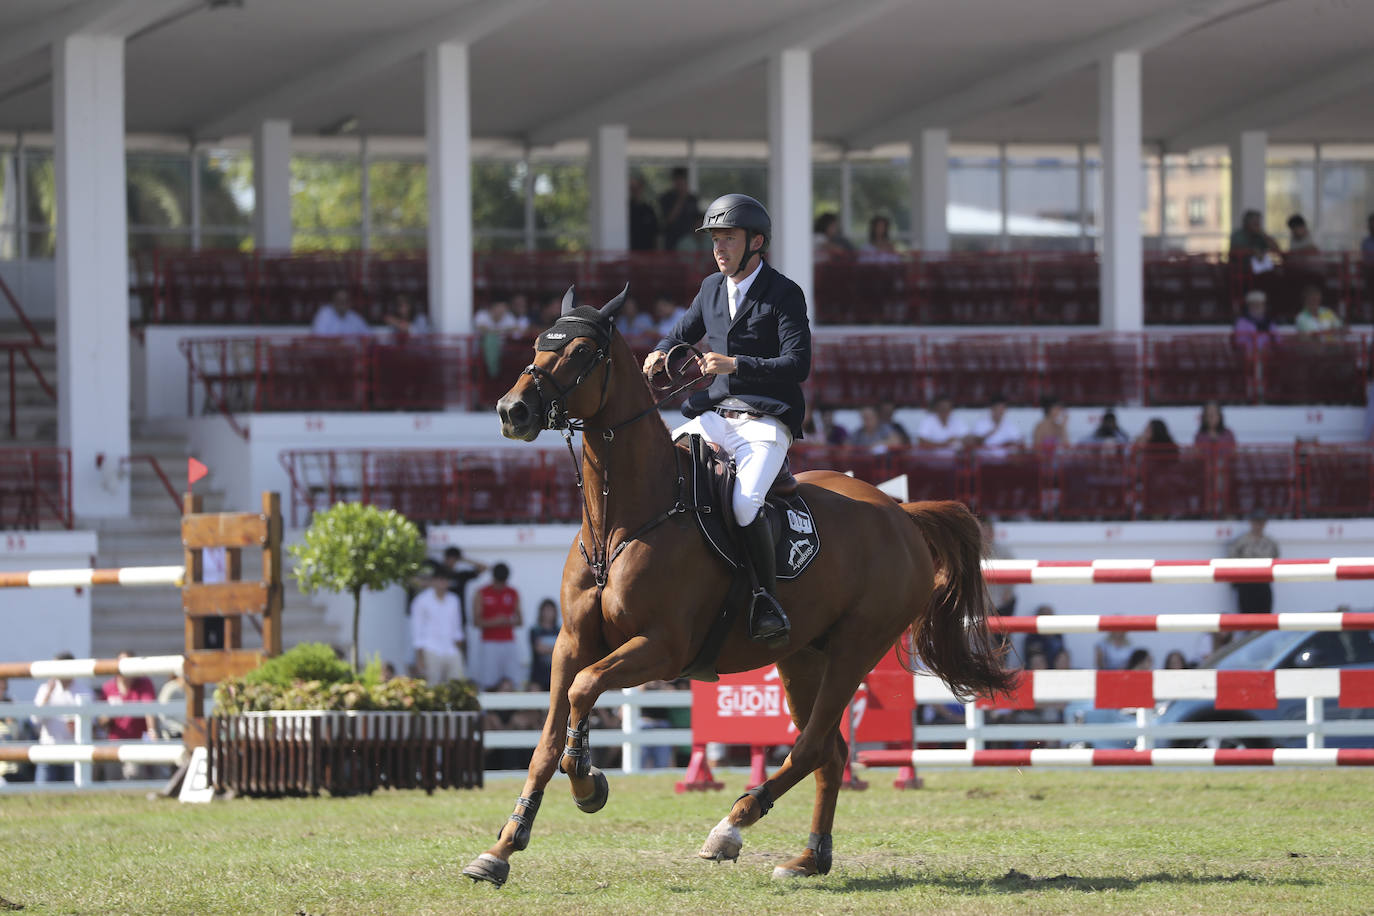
[518,337,709,590]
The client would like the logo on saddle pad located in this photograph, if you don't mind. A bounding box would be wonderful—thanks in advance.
[787,538,816,573]
[786,509,813,534]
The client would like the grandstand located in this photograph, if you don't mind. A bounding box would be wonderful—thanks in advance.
[2,0,1373,683]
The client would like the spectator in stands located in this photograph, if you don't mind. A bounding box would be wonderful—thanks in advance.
[1286,214,1322,277]
[97,650,158,781]
[311,289,371,337]
[1080,408,1130,446]
[440,546,487,650]
[1135,417,1179,455]
[474,300,526,336]
[32,652,90,784]
[1031,397,1069,453]
[382,294,430,337]
[1229,509,1280,613]
[1126,648,1154,671]
[969,393,1024,453]
[858,215,901,263]
[851,406,894,450]
[410,562,465,684]
[877,400,911,446]
[803,405,849,445]
[1194,400,1236,457]
[658,167,699,251]
[475,562,524,689]
[1228,209,1281,262]
[915,395,969,454]
[1052,648,1073,669]
[1094,631,1135,670]
[1023,605,1066,669]
[1234,289,1276,354]
[528,598,560,692]
[812,213,853,261]
[618,296,656,336]
[1163,650,1189,670]
[629,176,659,251]
[652,295,687,337]
[1294,284,1343,337]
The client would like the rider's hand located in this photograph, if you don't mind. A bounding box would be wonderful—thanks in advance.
[696,351,737,376]
[642,350,667,378]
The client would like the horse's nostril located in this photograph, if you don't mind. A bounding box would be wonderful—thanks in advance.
[508,401,531,426]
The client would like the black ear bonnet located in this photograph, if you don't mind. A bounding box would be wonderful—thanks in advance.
[535,306,612,352]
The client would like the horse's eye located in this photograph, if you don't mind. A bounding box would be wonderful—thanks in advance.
[572,344,589,357]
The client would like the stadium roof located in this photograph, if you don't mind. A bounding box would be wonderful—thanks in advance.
[0,0,1372,151]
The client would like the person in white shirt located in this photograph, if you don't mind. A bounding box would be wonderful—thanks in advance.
[31,652,91,783]
[915,395,970,454]
[410,566,466,684]
[969,394,1024,453]
[311,289,372,336]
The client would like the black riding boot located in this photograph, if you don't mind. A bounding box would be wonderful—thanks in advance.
[740,514,790,647]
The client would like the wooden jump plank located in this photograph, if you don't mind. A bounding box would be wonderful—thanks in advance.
[182,582,270,617]
[181,512,269,549]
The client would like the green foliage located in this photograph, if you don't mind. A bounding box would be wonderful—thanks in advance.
[241,642,353,691]
[211,674,480,716]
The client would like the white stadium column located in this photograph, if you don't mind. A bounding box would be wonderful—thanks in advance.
[53,33,130,519]
[1230,130,1267,228]
[910,127,949,253]
[252,119,292,251]
[1098,50,1143,333]
[589,124,629,252]
[425,41,474,335]
[767,48,814,319]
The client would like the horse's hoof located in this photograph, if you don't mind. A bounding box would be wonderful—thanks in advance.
[462,853,510,888]
[698,816,743,862]
[573,766,609,814]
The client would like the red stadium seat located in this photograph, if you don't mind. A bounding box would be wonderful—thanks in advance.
[1135,445,1212,520]
[970,451,1043,520]
[925,336,1037,407]
[1222,446,1297,519]
[1300,446,1374,518]
[1053,446,1131,520]
[1028,255,1099,325]
[1259,337,1367,406]
[1145,334,1252,406]
[1040,334,1141,406]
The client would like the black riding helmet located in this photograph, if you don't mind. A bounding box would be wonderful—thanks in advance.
[697,193,770,278]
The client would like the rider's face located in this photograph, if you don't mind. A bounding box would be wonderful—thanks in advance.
[711,229,758,276]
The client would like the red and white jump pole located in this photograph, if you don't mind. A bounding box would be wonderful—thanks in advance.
[859,748,1374,768]
[982,557,1374,585]
[0,565,183,589]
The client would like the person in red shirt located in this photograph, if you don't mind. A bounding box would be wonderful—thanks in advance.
[474,562,524,689]
[98,650,158,780]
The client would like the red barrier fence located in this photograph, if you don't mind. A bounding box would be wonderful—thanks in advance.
[279,442,1374,526]
[0,447,71,529]
[135,249,1374,328]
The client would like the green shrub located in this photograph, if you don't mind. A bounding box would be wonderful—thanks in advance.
[241,643,353,690]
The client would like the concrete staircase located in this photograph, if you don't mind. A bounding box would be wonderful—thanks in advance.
[0,321,58,442]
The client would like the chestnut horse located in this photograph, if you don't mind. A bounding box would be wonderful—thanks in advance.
[462,287,1011,887]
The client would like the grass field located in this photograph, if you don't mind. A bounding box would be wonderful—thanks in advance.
[3,768,1374,915]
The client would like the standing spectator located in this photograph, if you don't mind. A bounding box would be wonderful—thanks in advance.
[1080,408,1130,446]
[1194,400,1237,457]
[528,598,560,692]
[1229,510,1280,613]
[628,177,660,251]
[1094,631,1135,670]
[383,294,430,337]
[658,167,699,251]
[311,289,371,336]
[440,546,488,647]
[410,563,466,684]
[97,650,158,780]
[915,395,969,453]
[475,562,524,689]
[1234,289,1276,354]
[969,393,1024,452]
[1294,284,1343,337]
[1031,398,1069,453]
[858,215,901,262]
[31,652,90,784]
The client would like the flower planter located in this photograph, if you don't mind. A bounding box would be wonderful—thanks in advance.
[208,710,483,797]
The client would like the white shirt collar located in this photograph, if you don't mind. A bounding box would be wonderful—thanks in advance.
[726,259,763,304]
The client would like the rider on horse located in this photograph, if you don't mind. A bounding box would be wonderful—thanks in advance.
[642,193,811,648]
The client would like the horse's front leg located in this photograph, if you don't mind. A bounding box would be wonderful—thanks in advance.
[462,633,593,888]
[560,634,678,812]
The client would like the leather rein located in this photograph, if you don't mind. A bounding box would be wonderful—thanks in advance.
[521,341,709,591]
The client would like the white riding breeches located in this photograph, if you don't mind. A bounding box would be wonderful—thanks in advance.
[673,408,792,526]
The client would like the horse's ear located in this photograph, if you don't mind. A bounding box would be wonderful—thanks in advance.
[599,283,629,320]
[561,286,577,315]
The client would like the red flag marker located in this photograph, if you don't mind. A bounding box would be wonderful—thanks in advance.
[188,457,209,488]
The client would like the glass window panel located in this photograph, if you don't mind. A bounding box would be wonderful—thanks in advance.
[1161,153,1228,254]
[199,149,253,248]
[471,158,524,251]
[126,152,190,233]
[850,160,909,246]
[1319,160,1374,250]
[813,162,841,227]
[23,149,56,258]
[1266,163,1315,239]
[1006,159,1080,243]
[291,154,361,251]
[0,148,16,260]
[530,160,589,251]
[368,158,427,234]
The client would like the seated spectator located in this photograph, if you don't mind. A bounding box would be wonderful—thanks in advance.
[1294,284,1343,337]
[1286,214,1321,276]
[1193,400,1236,457]
[1023,605,1066,667]
[382,294,430,337]
[1126,648,1154,671]
[1031,397,1069,453]
[1228,208,1281,265]
[527,598,560,693]
[915,395,969,454]
[812,213,853,261]
[1052,648,1073,669]
[803,405,849,445]
[617,296,656,336]
[877,401,911,446]
[1135,417,1179,457]
[474,300,526,336]
[1163,650,1189,670]
[311,289,371,336]
[1234,289,1276,353]
[652,296,687,337]
[858,215,901,263]
[1094,631,1134,670]
[1079,408,1129,446]
[851,406,895,450]
[97,650,158,781]
[968,393,1024,453]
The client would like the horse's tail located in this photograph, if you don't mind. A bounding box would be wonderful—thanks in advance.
[900,500,1015,700]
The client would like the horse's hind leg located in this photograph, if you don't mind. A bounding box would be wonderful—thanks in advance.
[771,732,844,879]
[561,634,677,812]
